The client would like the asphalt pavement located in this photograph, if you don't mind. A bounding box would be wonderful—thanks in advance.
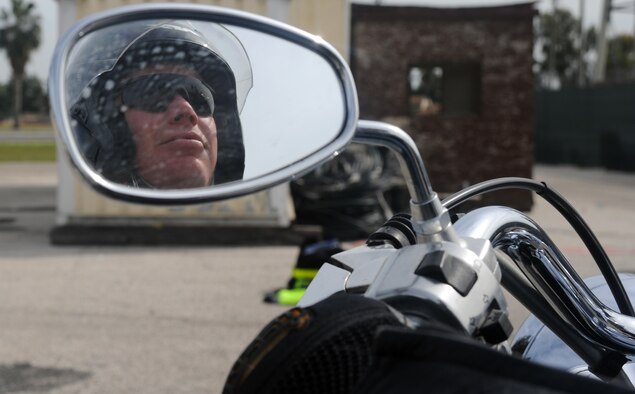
[0,130,55,142]
[0,162,634,393]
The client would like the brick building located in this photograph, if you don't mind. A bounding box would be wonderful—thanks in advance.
[351,3,535,210]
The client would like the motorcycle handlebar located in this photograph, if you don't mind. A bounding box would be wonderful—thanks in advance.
[454,206,635,377]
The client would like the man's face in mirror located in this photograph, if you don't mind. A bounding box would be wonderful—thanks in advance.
[122,65,218,189]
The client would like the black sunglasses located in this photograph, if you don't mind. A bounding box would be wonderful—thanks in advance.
[121,73,215,117]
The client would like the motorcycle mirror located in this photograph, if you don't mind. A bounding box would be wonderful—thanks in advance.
[50,4,358,204]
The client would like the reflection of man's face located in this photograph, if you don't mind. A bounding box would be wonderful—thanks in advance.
[122,65,217,189]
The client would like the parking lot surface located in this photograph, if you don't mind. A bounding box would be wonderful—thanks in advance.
[0,162,634,393]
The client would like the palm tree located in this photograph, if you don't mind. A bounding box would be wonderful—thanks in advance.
[0,0,41,129]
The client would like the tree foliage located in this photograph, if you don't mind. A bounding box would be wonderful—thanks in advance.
[0,76,48,120]
[0,0,41,128]
[0,83,9,119]
[606,34,635,82]
[535,8,594,89]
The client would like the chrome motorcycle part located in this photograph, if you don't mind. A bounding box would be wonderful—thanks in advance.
[492,249,622,378]
[444,176,634,317]
[454,206,635,378]
[354,121,454,238]
[50,3,358,204]
[300,234,509,343]
[512,274,635,383]
[299,121,510,342]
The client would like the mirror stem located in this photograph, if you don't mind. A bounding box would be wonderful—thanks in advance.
[354,120,452,236]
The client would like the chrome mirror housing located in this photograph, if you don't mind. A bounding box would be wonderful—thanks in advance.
[50,4,358,204]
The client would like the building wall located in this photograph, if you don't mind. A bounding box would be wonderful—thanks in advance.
[351,4,535,210]
[75,0,267,21]
[72,0,349,58]
[288,0,349,57]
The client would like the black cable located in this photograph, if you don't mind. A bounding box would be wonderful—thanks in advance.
[442,177,635,317]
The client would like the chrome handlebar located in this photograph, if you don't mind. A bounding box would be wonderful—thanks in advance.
[455,206,635,355]
[349,121,634,375]
[354,120,453,236]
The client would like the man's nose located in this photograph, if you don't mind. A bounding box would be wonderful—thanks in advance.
[168,94,198,125]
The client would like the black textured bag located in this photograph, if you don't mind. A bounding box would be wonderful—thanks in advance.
[223,293,404,394]
[224,292,633,394]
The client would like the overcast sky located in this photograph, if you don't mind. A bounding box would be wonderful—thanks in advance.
[0,0,633,85]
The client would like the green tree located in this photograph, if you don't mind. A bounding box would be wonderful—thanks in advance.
[20,76,48,114]
[0,0,41,129]
[0,75,47,116]
[606,34,635,82]
[535,8,594,88]
[0,82,9,120]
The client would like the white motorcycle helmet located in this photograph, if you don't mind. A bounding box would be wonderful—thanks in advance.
[66,20,253,185]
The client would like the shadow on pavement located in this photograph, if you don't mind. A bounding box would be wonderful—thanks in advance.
[0,363,91,393]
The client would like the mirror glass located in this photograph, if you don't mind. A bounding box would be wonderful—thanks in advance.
[64,18,346,190]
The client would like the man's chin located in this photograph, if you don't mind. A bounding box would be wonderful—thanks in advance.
[140,160,213,189]
[146,177,210,189]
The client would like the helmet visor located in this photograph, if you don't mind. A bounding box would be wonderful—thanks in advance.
[121,73,215,117]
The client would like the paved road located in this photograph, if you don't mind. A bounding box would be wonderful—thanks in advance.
[0,130,55,142]
[0,162,634,393]
[0,163,293,393]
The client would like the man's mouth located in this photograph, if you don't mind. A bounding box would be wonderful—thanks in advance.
[162,131,208,149]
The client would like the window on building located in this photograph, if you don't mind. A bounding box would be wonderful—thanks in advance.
[408,63,481,116]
